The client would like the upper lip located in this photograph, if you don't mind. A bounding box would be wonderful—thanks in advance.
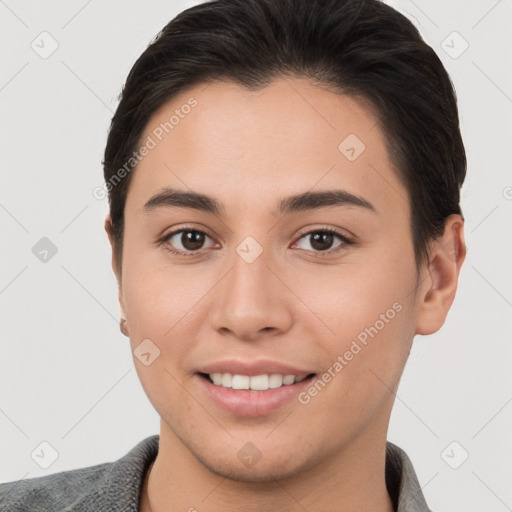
[198,359,314,377]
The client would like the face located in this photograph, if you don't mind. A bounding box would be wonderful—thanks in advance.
[113,78,427,481]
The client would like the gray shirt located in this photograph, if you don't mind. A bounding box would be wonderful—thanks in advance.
[0,436,432,511]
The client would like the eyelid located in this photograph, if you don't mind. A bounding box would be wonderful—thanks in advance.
[293,224,355,243]
[160,223,216,240]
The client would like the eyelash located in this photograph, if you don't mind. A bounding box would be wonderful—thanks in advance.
[159,225,354,257]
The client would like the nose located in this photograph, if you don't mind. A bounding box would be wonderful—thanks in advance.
[209,247,294,342]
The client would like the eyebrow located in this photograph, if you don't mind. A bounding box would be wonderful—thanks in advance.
[143,187,376,216]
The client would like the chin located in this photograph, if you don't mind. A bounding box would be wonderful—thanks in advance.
[198,453,307,483]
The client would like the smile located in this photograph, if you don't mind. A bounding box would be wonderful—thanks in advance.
[206,372,311,390]
[197,371,317,417]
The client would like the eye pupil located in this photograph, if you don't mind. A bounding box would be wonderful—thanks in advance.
[311,232,334,251]
[182,231,204,250]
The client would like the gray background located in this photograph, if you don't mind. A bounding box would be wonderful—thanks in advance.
[1,0,511,510]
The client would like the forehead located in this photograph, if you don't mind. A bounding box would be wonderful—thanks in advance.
[126,77,407,217]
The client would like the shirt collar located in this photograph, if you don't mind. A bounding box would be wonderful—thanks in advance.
[386,441,433,512]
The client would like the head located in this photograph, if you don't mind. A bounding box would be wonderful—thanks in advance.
[103,0,466,482]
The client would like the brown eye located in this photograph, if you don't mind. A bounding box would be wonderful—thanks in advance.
[293,229,352,254]
[163,229,216,254]
[310,232,336,251]
[180,231,206,250]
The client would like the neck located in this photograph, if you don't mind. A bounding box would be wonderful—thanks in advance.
[141,419,395,512]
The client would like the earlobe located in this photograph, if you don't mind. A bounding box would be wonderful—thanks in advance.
[120,317,129,337]
[415,215,466,335]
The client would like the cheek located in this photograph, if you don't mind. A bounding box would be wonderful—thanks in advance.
[292,251,417,392]
[293,250,415,339]
[120,255,211,413]
[295,275,416,433]
[121,247,213,338]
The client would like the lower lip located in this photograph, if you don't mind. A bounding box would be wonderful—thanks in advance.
[197,374,315,417]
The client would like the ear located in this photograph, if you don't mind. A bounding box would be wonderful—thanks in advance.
[415,214,466,335]
[104,213,126,320]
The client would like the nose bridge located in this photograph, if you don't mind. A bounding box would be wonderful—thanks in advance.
[209,235,292,338]
[230,242,268,298]
[226,229,272,295]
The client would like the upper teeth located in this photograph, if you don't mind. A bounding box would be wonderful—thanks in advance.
[209,373,307,390]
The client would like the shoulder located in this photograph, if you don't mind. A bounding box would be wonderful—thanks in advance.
[0,435,159,512]
[0,462,113,511]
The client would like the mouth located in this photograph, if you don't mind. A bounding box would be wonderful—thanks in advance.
[196,371,317,417]
[198,372,316,390]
